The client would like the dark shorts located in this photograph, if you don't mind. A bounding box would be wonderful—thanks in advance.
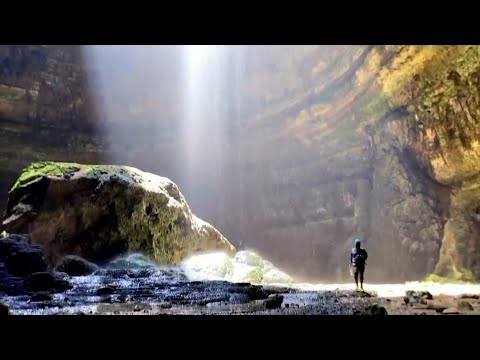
[350,265,365,277]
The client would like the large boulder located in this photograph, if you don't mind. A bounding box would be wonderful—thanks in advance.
[2,161,236,265]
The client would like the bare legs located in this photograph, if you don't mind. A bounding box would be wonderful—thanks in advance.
[353,269,364,291]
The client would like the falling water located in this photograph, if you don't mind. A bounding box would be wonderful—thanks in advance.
[181,46,229,197]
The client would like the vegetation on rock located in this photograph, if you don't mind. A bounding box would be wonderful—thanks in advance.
[457,299,474,311]
[11,161,82,191]
[361,46,478,150]
[406,46,480,148]
[4,161,236,265]
[424,270,476,284]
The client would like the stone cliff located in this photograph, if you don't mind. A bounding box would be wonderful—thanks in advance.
[0,45,478,282]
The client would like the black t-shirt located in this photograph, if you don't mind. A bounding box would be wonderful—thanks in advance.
[350,247,368,267]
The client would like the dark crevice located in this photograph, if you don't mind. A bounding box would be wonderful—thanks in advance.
[145,204,152,215]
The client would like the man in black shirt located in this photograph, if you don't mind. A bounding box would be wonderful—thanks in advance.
[350,237,368,291]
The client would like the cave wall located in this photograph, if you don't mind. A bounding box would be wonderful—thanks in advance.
[0,45,103,184]
[0,44,479,282]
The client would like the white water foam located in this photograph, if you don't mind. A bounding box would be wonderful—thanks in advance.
[180,250,294,284]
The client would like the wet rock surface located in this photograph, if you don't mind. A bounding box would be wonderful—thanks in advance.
[25,272,72,292]
[0,302,10,315]
[355,303,388,315]
[1,234,478,315]
[30,292,53,302]
[264,294,283,309]
[0,242,384,315]
[1,235,47,277]
[55,255,100,276]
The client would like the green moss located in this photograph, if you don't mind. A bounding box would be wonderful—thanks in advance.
[220,258,234,278]
[453,267,477,282]
[405,45,480,147]
[85,165,100,175]
[10,161,82,191]
[424,268,477,284]
[66,182,176,263]
[359,94,392,124]
[458,299,474,311]
[247,268,264,283]
[244,252,264,268]
[110,187,194,264]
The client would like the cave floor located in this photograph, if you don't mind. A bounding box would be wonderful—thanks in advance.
[5,289,480,315]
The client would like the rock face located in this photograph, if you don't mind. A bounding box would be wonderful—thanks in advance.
[2,161,236,264]
[0,45,479,282]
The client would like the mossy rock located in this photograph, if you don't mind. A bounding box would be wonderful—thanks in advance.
[247,268,264,283]
[434,215,480,282]
[11,161,82,191]
[457,299,474,311]
[3,161,236,265]
[424,274,475,284]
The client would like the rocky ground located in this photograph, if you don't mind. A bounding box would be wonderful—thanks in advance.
[1,233,479,315]
[382,293,480,315]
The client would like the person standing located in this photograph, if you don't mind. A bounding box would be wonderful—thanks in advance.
[350,237,368,291]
